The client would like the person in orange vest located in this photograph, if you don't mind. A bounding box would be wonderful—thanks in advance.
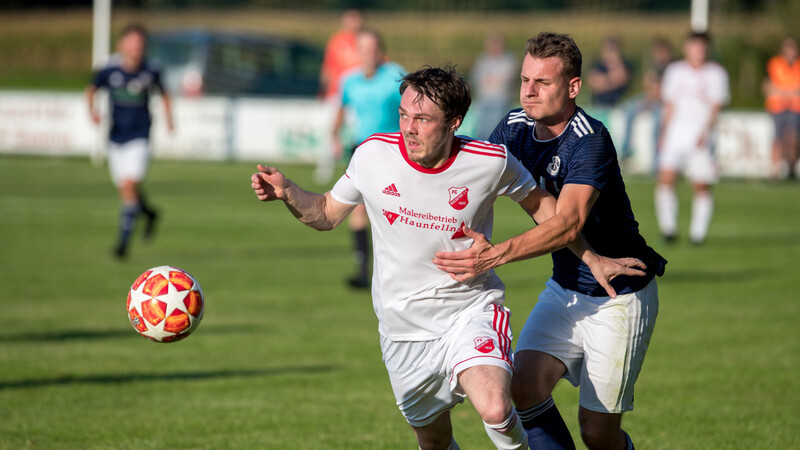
[764,37,800,180]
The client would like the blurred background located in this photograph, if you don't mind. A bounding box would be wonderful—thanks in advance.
[0,0,797,178]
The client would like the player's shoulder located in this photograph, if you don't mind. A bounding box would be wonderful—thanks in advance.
[703,61,728,78]
[566,107,608,141]
[143,58,163,74]
[456,136,508,159]
[358,132,402,150]
[664,59,690,76]
[500,108,535,136]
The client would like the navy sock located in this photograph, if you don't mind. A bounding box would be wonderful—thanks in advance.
[138,192,156,218]
[517,397,575,449]
[353,229,369,276]
[118,203,140,248]
[623,430,634,450]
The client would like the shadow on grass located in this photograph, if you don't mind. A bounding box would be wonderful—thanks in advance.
[0,365,336,390]
[0,324,267,343]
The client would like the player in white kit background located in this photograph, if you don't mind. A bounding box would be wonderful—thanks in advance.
[656,31,729,244]
[251,66,645,449]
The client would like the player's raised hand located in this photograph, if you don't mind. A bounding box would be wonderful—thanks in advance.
[586,255,647,298]
[251,164,288,202]
[433,225,502,282]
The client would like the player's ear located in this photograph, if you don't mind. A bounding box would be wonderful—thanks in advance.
[568,77,581,99]
[449,116,463,132]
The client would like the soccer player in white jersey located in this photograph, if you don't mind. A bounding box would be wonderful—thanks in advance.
[656,31,729,244]
[251,66,645,449]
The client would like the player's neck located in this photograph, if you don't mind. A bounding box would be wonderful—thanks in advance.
[534,104,576,141]
[430,135,455,169]
[121,57,142,73]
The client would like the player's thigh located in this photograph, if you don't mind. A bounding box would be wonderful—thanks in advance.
[685,148,718,185]
[578,279,659,414]
[578,407,623,445]
[656,145,684,182]
[380,336,464,429]
[108,138,151,187]
[458,364,512,424]
[516,280,583,389]
[511,350,567,409]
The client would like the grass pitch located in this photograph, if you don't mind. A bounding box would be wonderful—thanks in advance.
[0,155,797,449]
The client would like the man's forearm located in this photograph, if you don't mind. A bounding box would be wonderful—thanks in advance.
[493,213,580,267]
[282,182,341,231]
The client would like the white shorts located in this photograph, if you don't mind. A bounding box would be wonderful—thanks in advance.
[379,304,514,427]
[516,278,658,414]
[658,143,718,184]
[108,138,151,187]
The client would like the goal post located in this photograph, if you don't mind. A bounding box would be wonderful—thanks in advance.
[90,0,111,167]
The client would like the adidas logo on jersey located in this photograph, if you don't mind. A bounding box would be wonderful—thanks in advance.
[382,183,401,197]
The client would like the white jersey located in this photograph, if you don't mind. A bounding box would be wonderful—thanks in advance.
[661,60,729,152]
[330,132,537,340]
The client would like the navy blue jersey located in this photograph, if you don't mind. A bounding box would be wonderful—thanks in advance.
[91,59,165,144]
[489,107,666,296]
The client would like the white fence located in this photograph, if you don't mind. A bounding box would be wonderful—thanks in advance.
[0,91,775,178]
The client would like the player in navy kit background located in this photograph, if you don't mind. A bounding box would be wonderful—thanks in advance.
[86,24,174,259]
[434,32,666,449]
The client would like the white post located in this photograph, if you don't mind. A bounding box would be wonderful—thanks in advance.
[92,0,111,68]
[90,0,112,166]
[691,0,709,32]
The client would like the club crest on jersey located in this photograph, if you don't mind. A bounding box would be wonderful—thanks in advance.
[448,186,469,210]
[382,209,399,225]
[547,156,561,176]
[474,336,495,353]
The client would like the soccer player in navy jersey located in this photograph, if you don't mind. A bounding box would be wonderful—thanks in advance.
[434,32,667,449]
[86,24,173,259]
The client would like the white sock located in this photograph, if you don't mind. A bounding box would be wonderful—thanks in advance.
[655,184,678,237]
[483,411,528,450]
[690,191,714,243]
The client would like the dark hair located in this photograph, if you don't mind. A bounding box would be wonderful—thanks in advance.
[524,32,582,79]
[399,64,471,122]
[687,30,710,44]
[120,23,148,40]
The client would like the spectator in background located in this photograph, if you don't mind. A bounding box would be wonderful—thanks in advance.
[331,29,405,288]
[619,37,674,161]
[763,36,800,180]
[656,31,729,245]
[86,24,173,259]
[319,9,364,101]
[471,32,518,140]
[587,36,632,107]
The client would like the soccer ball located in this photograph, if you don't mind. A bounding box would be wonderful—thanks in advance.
[127,266,204,343]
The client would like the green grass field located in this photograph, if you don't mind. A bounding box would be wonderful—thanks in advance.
[0,155,797,449]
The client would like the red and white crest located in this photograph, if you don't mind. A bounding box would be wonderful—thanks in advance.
[448,186,469,210]
[474,336,495,353]
[382,209,399,225]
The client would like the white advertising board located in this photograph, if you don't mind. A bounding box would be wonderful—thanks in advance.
[0,91,778,179]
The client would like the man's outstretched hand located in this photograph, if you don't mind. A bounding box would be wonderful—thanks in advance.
[251,165,288,202]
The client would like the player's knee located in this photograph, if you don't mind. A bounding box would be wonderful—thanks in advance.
[511,370,551,409]
[579,423,622,450]
[416,433,453,450]
[475,398,512,426]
